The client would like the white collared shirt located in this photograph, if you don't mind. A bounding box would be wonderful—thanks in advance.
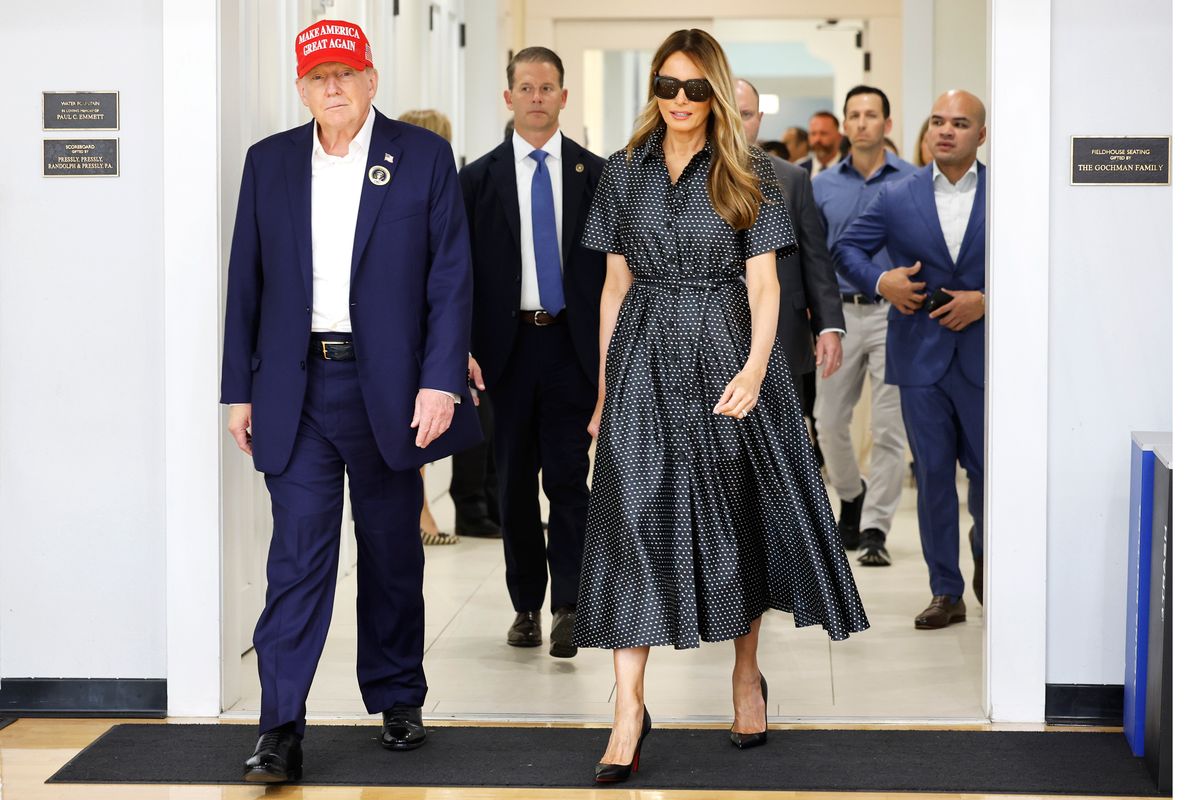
[310,107,375,333]
[511,128,564,311]
[932,159,979,262]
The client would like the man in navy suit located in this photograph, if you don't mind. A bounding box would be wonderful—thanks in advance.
[221,20,479,781]
[458,47,605,659]
[834,90,987,630]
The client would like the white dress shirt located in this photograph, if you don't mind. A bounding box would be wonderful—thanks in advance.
[310,107,375,333]
[511,128,564,311]
[932,159,979,262]
[308,108,458,403]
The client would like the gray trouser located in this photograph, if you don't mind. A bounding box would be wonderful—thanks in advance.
[814,301,907,534]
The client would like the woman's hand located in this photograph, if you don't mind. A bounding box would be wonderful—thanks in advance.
[588,392,605,438]
[713,367,765,419]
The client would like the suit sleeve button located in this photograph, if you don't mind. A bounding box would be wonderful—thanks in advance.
[300,361,306,370]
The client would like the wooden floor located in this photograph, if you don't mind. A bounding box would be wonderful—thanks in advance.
[0,716,1147,800]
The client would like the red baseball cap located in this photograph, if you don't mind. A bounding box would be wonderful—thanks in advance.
[295,19,373,77]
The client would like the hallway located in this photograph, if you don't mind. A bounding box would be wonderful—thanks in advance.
[225,481,984,722]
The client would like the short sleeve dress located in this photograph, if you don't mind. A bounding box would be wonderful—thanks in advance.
[572,126,869,649]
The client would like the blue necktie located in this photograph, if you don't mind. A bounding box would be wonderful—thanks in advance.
[528,149,566,315]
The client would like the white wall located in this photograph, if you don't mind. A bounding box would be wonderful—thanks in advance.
[1045,0,1172,685]
[0,1,167,678]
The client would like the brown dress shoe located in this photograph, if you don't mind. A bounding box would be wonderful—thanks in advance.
[914,595,967,629]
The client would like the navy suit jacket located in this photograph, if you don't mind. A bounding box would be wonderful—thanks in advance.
[833,163,986,389]
[220,110,482,474]
[458,135,607,386]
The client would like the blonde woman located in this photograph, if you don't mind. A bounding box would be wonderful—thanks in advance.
[575,28,868,783]
[398,108,461,547]
[398,108,452,142]
[913,116,933,166]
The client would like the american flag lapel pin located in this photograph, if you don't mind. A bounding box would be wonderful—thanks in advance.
[384,153,394,163]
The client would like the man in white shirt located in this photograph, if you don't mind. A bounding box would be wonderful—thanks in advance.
[833,90,988,630]
[222,20,478,781]
[459,48,607,659]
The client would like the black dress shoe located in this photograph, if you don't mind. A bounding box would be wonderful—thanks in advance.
[381,704,427,751]
[914,595,967,629]
[730,674,769,749]
[456,517,502,538]
[595,706,652,783]
[969,525,984,605]
[243,728,302,783]
[507,611,542,647]
[550,608,577,658]
[838,479,867,549]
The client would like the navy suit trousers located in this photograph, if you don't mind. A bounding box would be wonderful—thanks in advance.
[489,323,593,613]
[256,347,426,735]
[898,352,985,598]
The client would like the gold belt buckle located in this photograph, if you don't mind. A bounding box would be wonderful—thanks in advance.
[320,340,349,359]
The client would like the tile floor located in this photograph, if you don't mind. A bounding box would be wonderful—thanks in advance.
[226,477,985,723]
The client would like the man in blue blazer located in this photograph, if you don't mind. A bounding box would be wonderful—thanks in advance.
[459,48,606,659]
[834,91,987,630]
[221,20,480,782]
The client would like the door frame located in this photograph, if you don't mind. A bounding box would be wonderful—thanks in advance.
[164,0,1051,722]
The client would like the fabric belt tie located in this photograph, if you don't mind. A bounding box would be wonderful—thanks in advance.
[635,275,743,290]
[528,149,566,316]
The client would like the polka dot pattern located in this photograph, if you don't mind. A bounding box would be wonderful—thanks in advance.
[572,127,870,649]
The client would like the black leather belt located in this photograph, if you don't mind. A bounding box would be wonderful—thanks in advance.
[841,293,878,305]
[519,310,563,326]
[309,336,355,361]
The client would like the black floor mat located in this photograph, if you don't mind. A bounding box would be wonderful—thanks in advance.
[48,723,1165,795]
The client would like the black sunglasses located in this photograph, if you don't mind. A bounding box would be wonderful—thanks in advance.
[653,74,713,103]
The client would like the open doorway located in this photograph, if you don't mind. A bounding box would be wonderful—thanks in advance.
[218,1,996,725]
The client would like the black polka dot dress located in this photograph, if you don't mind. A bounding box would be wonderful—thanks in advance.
[573,125,869,649]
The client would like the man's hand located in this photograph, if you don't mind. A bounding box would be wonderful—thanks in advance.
[930,289,985,331]
[227,403,253,456]
[467,355,485,406]
[877,262,927,314]
[411,388,455,448]
[814,331,843,379]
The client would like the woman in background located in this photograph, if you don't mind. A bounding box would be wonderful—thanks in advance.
[574,28,868,784]
[913,116,933,166]
[397,108,460,546]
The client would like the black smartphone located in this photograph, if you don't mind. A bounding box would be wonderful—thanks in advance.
[924,288,954,313]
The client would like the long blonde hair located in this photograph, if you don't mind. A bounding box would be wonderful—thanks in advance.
[626,29,762,231]
[398,108,452,143]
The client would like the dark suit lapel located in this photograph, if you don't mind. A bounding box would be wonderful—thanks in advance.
[487,143,521,249]
[286,122,315,306]
[956,163,986,268]
[909,167,956,267]
[350,111,401,287]
[560,136,587,255]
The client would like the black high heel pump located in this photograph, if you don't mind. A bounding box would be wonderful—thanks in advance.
[730,674,768,749]
[594,706,652,783]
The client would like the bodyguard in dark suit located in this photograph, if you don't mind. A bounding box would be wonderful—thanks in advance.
[459,47,605,659]
[222,21,479,781]
[834,91,988,630]
[733,80,845,411]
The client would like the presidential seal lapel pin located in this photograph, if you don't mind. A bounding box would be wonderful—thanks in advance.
[369,165,391,186]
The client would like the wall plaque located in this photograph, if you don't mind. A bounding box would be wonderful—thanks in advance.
[42,91,119,131]
[43,139,120,177]
[1072,136,1170,185]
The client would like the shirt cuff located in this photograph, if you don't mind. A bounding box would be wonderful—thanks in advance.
[433,389,461,404]
[874,274,884,298]
[818,328,846,337]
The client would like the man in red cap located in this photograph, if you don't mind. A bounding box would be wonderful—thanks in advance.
[222,19,479,782]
